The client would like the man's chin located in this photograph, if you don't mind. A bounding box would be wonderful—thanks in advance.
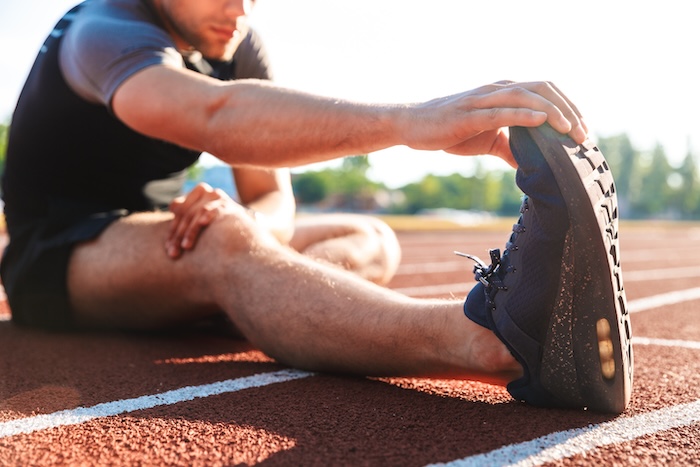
[202,35,245,62]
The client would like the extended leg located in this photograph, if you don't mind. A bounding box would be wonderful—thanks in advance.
[67,209,519,383]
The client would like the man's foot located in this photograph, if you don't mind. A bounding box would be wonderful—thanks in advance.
[461,124,633,414]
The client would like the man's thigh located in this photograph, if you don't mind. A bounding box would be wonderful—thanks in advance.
[67,211,224,330]
[1,212,127,330]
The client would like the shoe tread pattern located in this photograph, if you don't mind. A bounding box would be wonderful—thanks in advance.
[530,125,632,413]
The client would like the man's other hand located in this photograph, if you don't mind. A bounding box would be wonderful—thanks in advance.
[166,182,239,259]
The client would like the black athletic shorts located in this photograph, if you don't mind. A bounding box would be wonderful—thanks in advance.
[0,210,127,330]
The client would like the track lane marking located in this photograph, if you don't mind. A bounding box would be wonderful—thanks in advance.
[0,369,313,439]
[428,399,700,467]
[627,287,700,313]
[623,266,700,281]
[396,263,700,281]
[633,337,700,350]
[393,284,700,315]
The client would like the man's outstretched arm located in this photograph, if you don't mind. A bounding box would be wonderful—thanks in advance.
[111,65,587,168]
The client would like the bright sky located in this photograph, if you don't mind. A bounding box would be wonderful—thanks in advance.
[2,0,698,188]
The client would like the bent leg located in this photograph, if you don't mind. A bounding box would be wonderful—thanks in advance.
[68,209,519,382]
[288,213,401,285]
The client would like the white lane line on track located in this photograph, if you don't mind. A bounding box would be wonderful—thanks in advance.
[624,266,700,282]
[396,262,700,281]
[628,287,700,313]
[0,369,313,439]
[393,285,700,314]
[633,336,700,350]
[621,248,700,263]
[428,398,700,467]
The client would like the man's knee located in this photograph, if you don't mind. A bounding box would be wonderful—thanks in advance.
[365,216,400,251]
[364,216,402,283]
[291,214,402,284]
[201,208,279,257]
[344,215,402,285]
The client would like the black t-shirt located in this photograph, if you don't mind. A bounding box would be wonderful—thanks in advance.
[2,0,272,237]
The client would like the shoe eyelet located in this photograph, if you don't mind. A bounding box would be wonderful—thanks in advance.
[520,199,530,213]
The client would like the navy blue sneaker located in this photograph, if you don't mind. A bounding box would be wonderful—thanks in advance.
[461,124,633,414]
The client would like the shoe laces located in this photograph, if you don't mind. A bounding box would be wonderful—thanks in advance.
[455,197,529,307]
[455,248,507,291]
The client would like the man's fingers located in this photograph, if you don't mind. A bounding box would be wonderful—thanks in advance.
[547,81,589,136]
[472,86,569,128]
[167,183,220,256]
[462,107,549,134]
[181,207,218,250]
[168,196,232,257]
[547,81,584,119]
[168,207,196,250]
[468,82,587,143]
[512,81,587,142]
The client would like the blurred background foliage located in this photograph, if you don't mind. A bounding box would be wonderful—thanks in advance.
[1,121,698,220]
[291,134,700,220]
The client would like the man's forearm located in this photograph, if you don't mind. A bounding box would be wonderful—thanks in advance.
[245,189,296,245]
[113,67,587,170]
[233,166,296,244]
[203,80,402,168]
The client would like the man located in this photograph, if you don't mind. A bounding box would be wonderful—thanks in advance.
[2,0,632,413]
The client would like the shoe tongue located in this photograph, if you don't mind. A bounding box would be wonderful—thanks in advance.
[509,126,550,177]
[510,126,568,217]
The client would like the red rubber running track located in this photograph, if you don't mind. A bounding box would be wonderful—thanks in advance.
[1,222,700,465]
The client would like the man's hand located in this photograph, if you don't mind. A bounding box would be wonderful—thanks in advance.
[166,183,242,259]
[398,81,588,167]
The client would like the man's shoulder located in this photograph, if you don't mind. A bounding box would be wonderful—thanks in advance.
[60,0,181,105]
[67,0,171,48]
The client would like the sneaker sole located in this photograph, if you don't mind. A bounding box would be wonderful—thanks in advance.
[524,124,633,413]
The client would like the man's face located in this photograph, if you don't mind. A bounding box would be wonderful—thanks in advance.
[156,0,255,61]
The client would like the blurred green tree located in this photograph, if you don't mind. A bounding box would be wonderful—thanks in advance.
[676,147,700,218]
[631,144,674,216]
[293,170,328,204]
